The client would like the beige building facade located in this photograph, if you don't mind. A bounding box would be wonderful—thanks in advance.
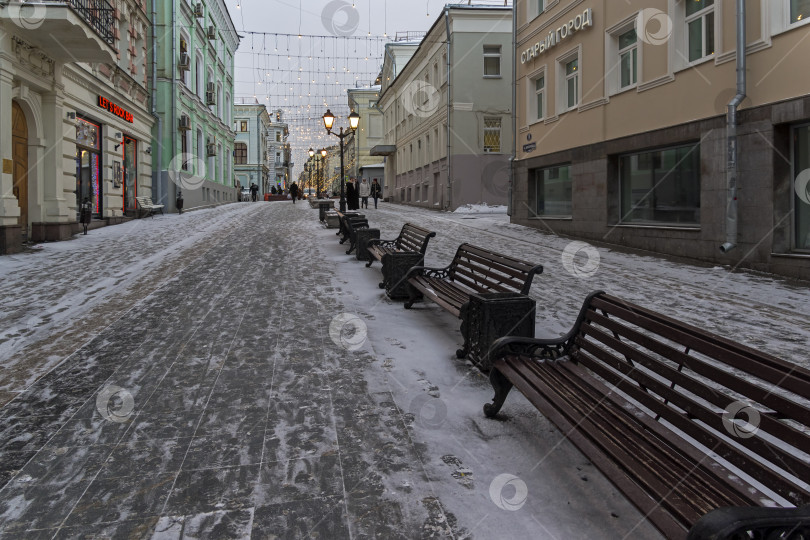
[512,0,810,279]
[1,0,154,253]
[376,6,514,211]
[347,87,383,179]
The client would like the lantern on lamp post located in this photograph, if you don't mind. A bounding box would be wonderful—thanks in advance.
[322,109,360,212]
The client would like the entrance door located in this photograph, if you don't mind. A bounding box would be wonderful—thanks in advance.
[123,136,137,214]
[12,102,28,238]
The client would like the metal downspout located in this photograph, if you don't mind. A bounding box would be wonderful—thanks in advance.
[445,7,452,210]
[150,0,163,206]
[171,0,177,206]
[508,2,516,217]
[721,0,746,253]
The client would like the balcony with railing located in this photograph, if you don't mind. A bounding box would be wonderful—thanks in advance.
[1,0,116,63]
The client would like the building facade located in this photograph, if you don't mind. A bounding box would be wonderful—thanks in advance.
[267,109,290,191]
[1,0,154,253]
[152,0,238,212]
[512,0,810,280]
[375,6,514,211]
[233,102,270,195]
[347,87,383,179]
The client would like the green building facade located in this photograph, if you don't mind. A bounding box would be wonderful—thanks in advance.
[152,0,239,211]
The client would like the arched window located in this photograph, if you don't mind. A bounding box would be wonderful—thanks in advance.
[234,142,247,165]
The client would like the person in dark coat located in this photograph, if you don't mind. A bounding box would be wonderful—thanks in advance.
[289,182,299,203]
[346,180,358,210]
[250,183,259,202]
[370,179,382,209]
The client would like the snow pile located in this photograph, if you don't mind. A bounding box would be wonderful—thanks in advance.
[452,203,508,214]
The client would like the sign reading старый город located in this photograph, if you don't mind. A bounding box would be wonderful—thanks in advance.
[520,8,593,64]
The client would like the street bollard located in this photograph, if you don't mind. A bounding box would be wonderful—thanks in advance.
[176,191,184,215]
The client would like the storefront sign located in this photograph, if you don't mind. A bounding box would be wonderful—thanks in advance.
[520,8,593,64]
[523,142,537,153]
[97,96,134,123]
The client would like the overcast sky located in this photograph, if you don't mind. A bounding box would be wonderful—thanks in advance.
[221,0,511,174]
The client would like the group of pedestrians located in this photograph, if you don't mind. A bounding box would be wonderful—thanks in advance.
[346,178,382,210]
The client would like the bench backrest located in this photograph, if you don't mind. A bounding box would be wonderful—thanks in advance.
[395,223,436,254]
[448,243,543,295]
[135,196,153,207]
[570,292,810,509]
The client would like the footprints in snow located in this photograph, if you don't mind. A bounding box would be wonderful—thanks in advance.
[441,455,474,489]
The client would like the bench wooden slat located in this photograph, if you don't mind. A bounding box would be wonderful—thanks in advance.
[575,333,810,502]
[454,250,537,285]
[496,356,691,538]
[538,359,754,516]
[592,296,810,394]
[585,309,810,437]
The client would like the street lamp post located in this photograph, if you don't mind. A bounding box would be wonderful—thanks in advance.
[322,109,360,212]
[319,148,327,199]
[308,147,315,197]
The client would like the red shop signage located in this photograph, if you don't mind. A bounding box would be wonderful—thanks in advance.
[97,96,134,123]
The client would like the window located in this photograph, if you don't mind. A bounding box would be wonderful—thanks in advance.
[195,55,203,98]
[483,117,501,153]
[793,124,810,249]
[619,143,701,224]
[180,125,189,169]
[618,28,637,89]
[180,35,189,86]
[234,143,247,165]
[791,0,810,23]
[217,84,222,119]
[276,132,281,142]
[239,121,248,132]
[531,73,545,121]
[528,165,572,217]
[686,0,715,62]
[225,93,231,124]
[564,56,579,110]
[483,46,501,77]
[197,129,204,168]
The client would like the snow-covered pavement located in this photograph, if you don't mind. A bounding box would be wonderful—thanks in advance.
[0,201,807,538]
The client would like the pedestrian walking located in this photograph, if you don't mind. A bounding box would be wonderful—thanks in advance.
[250,183,259,202]
[370,179,382,209]
[346,179,358,210]
[358,178,370,209]
[289,182,299,204]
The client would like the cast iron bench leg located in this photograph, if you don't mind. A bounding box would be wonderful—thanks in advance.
[484,368,513,418]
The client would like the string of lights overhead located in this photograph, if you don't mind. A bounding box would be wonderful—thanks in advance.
[228,0,510,173]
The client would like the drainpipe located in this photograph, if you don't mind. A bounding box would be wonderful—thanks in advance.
[508,2,516,217]
[721,0,746,253]
[445,7,452,210]
[150,0,163,206]
[171,0,177,207]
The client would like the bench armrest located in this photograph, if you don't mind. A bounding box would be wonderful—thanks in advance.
[403,263,452,282]
[367,238,397,250]
[489,290,607,362]
[489,335,574,362]
[687,506,810,540]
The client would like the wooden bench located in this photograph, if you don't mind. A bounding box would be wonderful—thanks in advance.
[135,196,164,218]
[485,291,810,540]
[404,243,542,358]
[365,223,437,298]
